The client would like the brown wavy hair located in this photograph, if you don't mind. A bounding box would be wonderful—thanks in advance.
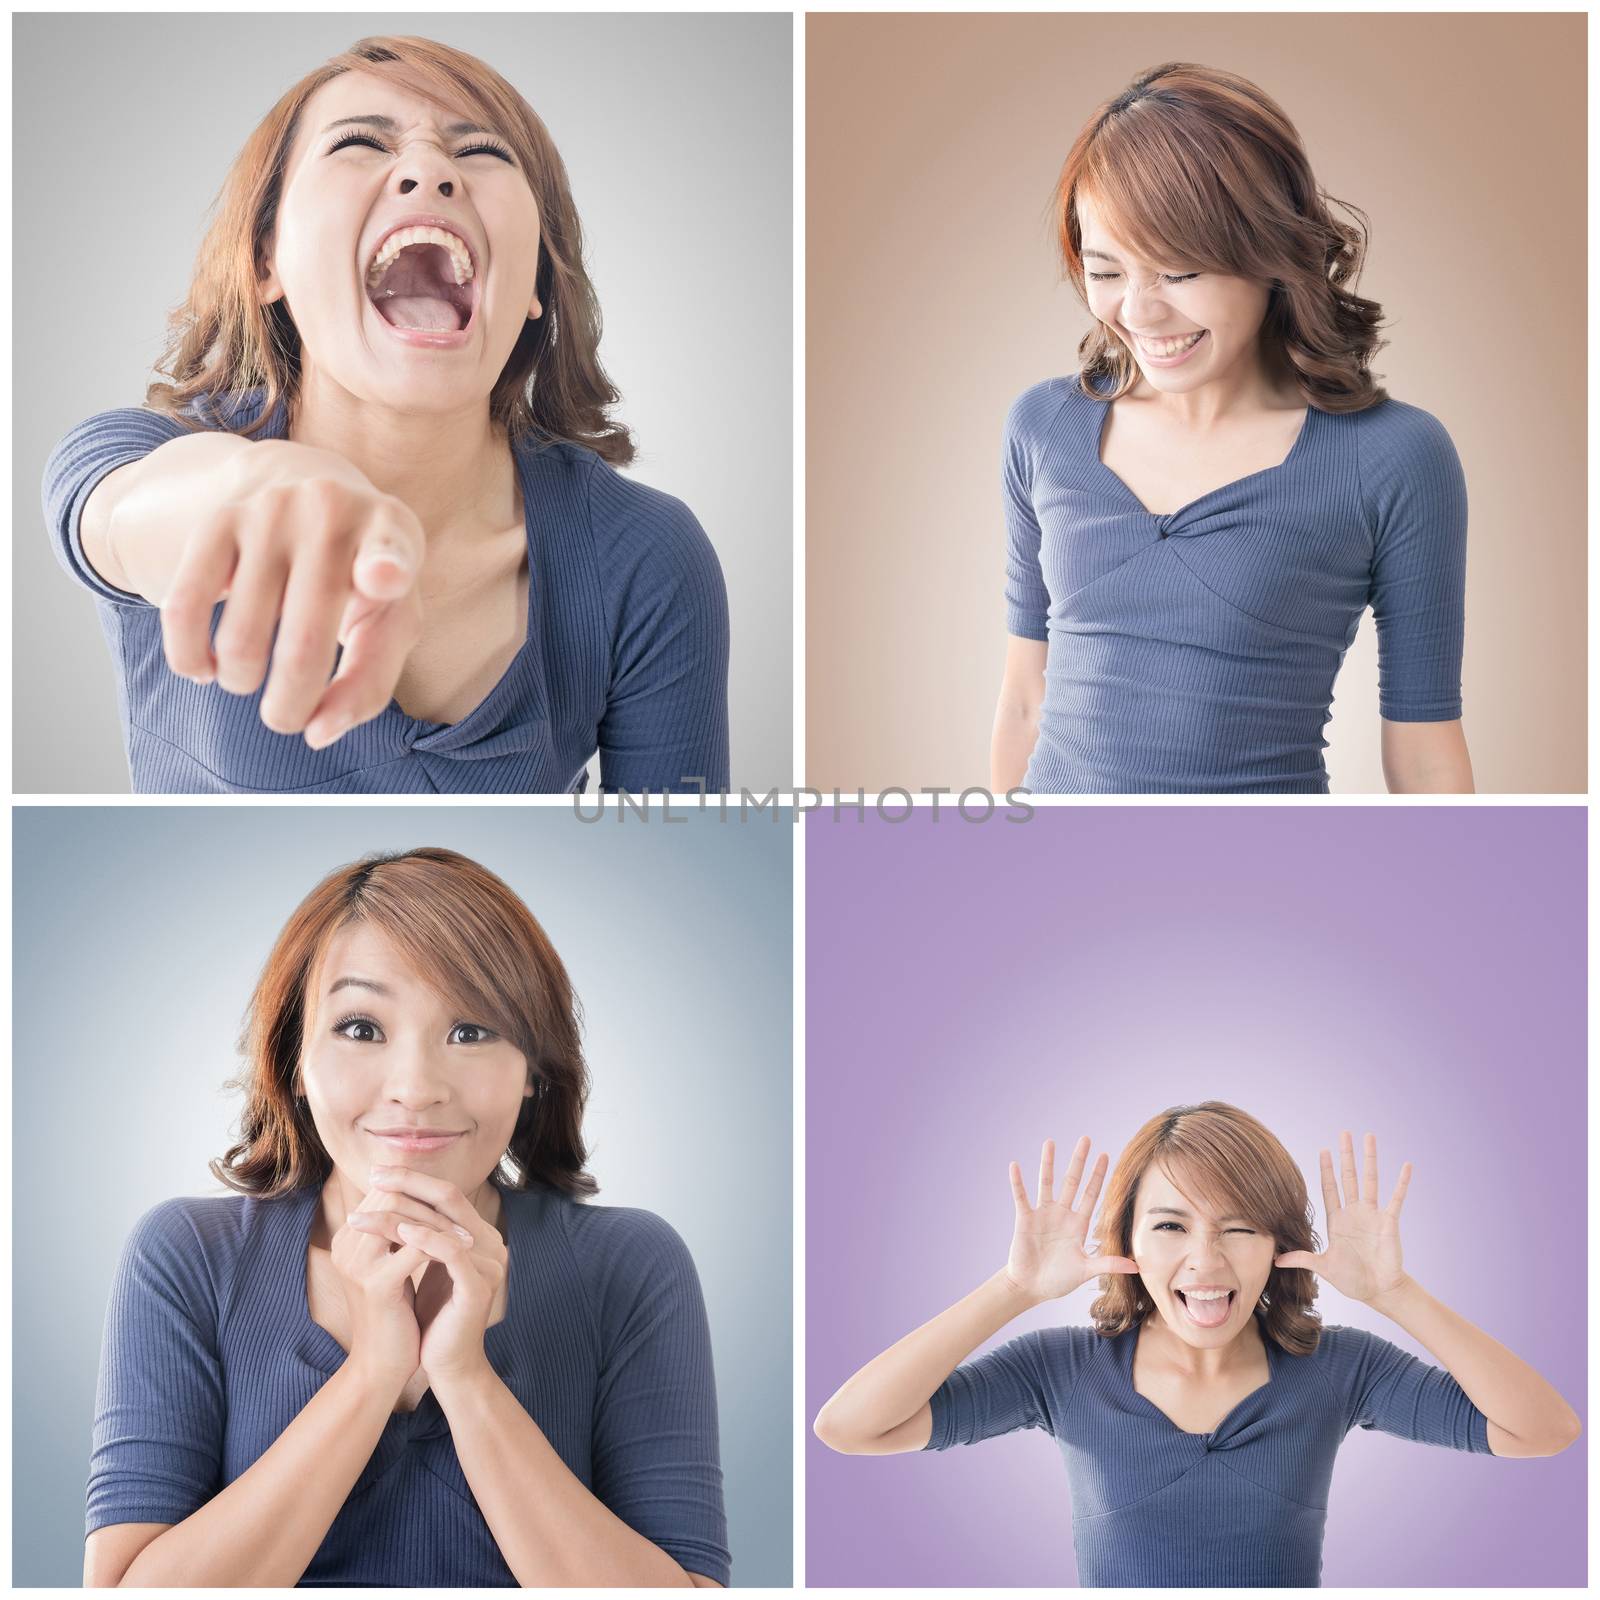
[1055,61,1389,415]
[1089,1101,1324,1355]
[210,846,596,1200]
[146,35,633,463]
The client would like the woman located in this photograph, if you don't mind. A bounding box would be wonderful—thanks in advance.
[43,36,728,794]
[85,848,729,1587]
[991,63,1472,794]
[815,1102,1579,1587]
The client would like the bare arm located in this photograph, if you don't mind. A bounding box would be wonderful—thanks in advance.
[1367,1277,1581,1457]
[434,1366,721,1585]
[990,635,1046,791]
[80,431,255,599]
[91,1362,401,1587]
[1381,718,1475,793]
[814,1269,1041,1454]
[815,1137,1137,1455]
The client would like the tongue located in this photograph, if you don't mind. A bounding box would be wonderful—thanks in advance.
[377,295,461,332]
[1181,1291,1232,1328]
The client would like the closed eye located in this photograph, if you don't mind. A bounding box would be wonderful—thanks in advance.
[327,131,515,163]
[1087,272,1199,283]
[1154,1221,1255,1232]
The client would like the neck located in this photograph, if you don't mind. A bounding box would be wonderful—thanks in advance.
[288,370,516,545]
[1141,1308,1265,1381]
[1133,341,1297,430]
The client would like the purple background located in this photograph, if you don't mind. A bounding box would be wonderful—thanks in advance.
[805,806,1586,1588]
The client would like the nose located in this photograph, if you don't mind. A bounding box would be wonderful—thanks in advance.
[391,136,456,200]
[379,1036,454,1104]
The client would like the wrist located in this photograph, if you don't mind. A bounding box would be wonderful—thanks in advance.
[430,1356,500,1406]
[993,1266,1046,1313]
[1365,1274,1421,1317]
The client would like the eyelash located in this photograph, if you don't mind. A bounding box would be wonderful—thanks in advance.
[331,1012,498,1046]
[1153,1222,1255,1233]
[327,132,514,163]
[1087,272,1200,283]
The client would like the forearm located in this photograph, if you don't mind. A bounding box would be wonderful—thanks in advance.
[434,1365,701,1587]
[815,1267,1037,1449]
[990,705,1040,792]
[120,1362,398,1587]
[1381,718,1475,793]
[91,431,256,600]
[1369,1277,1580,1447]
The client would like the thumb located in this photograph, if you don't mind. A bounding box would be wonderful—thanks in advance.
[1092,1255,1140,1275]
[1274,1251,1318,1272]
[352,510,420,602]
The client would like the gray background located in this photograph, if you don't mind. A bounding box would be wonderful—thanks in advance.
[16,13,793,793]
[13,805,793,1585]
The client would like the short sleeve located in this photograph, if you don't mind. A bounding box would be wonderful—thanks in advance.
[584,1209,731,1585]
[589,464,731,795]
[1002,389,1053,643]
[1361,404,1468,721]
[926,1329,1059,1451]
[42,407,189,607]
[87,1200,227,1533]
[1320,1325,1492,1454]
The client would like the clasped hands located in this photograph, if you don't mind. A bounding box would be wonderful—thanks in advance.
[350,1165,508,1383]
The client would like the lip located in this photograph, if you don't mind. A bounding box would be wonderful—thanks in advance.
[1132,327,1208,367]
[363,213,481,349]
[367,1129,465,1152]
[1176,1284,1237,1294]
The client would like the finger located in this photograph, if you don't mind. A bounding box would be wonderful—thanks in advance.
[1318,1148,1339,1219]
[1386,1161,1412,1219]
[302,595,418,748]
[370,1241,430,1287]
[1009,1161,1030,1216]
[1339,1130,1359,1209]
[396,1220,474,1260]
[1061,1135,1090,1209]
[1275,1251,1318,1273]
[1077,1152,1109,1214]
[212,544,290,696]
[1037,1139,1056,1208]
[349,1206,475,1247]
[1092,1254,1140,1275]
[368,1168,479,1233]
[160,519,237,682]
[1362,1132,1379,1207]
[257,542,350,735]
[351,501,423,602]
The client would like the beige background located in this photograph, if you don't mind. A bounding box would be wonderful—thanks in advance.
[806,13,1585,794]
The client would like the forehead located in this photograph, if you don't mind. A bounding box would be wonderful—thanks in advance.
[1136,1160,1235,1218]
[304,68,472,127]
[312,919,428,995]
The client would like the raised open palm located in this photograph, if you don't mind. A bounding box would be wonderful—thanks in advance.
[1006,1135,1139,1302]
[1274,1130,1412,1303]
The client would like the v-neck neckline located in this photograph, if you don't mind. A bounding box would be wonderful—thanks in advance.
[1124,1315,1278,1438]
[1092,385,1317,525]
[382,449,537,739]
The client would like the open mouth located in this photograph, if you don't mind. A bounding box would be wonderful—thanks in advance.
[1177,1288,1236,1328]
[366,240,476,335]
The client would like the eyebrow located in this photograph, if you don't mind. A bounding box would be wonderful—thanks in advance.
[1081,248,1122,263]
[327,975,393,997]
[321,114,497,139]
[1146,1206,1254,1223]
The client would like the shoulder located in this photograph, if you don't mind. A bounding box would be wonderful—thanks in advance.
[116,1193,257,1317]
[1297,1321,1398,1385]
[1003,375,1081,452]
[520,437,713,556]
[552,1196,705,1327]
[1350,393,1465,493]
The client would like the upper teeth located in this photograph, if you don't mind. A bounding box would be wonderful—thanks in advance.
[1183,1288,1231,1300]
[366,226,474,288]
[1140,330,1204,357]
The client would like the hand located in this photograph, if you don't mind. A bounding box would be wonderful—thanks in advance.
[1274,1130,1412,1304]
[1005,1136,1139,1304]
[140,437,426,746]
[327,1184,429,1392]
[352,1167,509,1386]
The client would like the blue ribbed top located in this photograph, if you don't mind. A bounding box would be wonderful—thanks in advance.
[926,1316,1491,1586]
[42,392,729,793]
[1003,373,1468,792]
[88,1178,730,1587]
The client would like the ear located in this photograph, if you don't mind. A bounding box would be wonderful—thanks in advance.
[256,248,284,307]
[527,291,543,321]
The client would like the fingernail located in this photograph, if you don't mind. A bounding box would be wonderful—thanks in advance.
[369,1167,394,1185]
[453,1226,473,1243]
[397,1222,426,1241]
[304,717,347,750]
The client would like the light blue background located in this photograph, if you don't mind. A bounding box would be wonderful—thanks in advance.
[14,804,793,1585]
